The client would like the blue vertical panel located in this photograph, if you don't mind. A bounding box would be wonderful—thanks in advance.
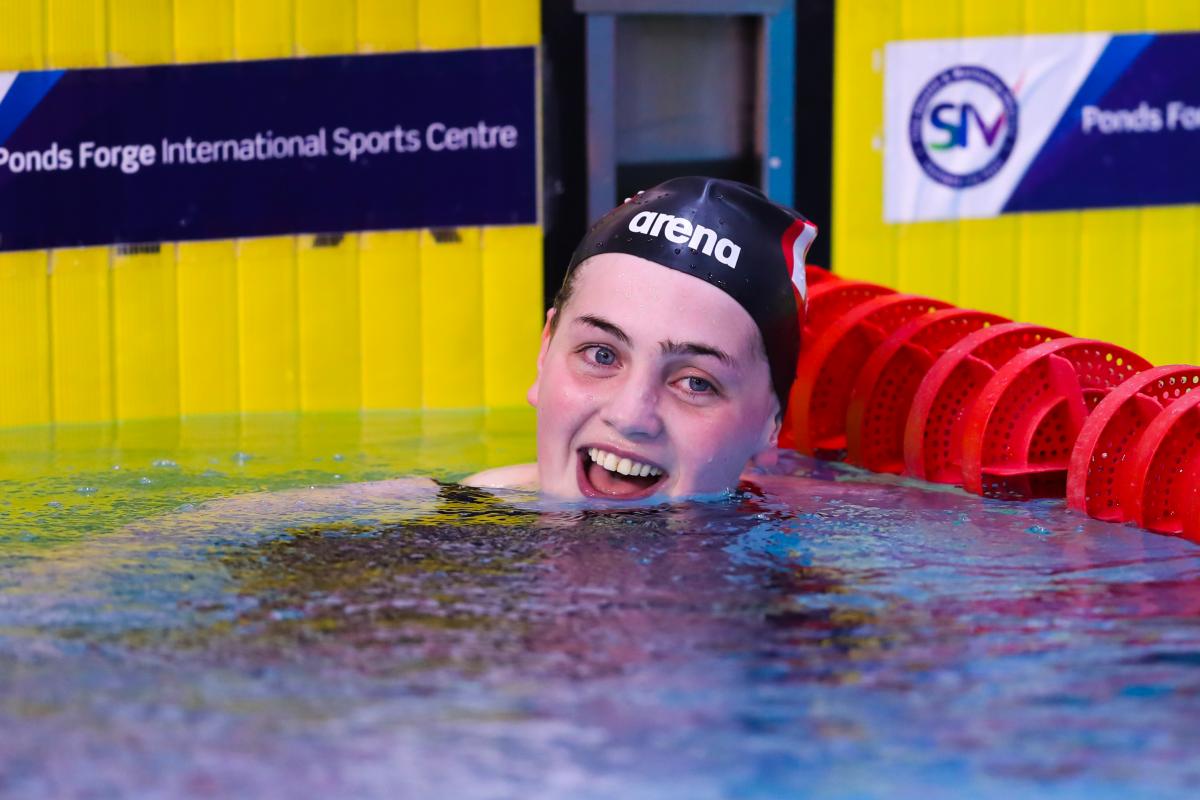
[585,14,617,224]
[763,0,795,205]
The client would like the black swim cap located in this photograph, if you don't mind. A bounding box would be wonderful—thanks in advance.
[565,176,817,411]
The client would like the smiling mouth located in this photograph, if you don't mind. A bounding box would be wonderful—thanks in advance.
[577,446,669,501]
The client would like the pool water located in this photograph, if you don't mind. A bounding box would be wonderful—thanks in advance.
[1,411,1199,799]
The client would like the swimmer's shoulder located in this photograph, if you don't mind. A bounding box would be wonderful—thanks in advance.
[462,462,540,491]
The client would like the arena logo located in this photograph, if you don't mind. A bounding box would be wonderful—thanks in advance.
[909,65,1019,189]
[628,210,741,268]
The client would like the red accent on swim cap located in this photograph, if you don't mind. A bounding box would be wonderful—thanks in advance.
[781,218,818,337]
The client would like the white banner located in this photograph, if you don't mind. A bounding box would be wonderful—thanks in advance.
[884,33,1106,222]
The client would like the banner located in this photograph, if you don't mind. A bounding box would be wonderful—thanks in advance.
[0,48,536,251]
[884,32,1200,222]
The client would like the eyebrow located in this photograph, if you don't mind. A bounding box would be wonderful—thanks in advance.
[661,339,734,366]
[574,314,633,347]
[572,314,736,366]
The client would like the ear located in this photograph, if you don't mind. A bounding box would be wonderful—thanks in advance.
[746,397,784,471]
[526,307,557,408]
[766,411,783,448]
[763,393,783,448]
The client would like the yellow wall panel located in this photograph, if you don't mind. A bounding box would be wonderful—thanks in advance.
[232,4,296,414]
[0,0,45,69]
[1145,0,1200,28]
[418,0,480,50]
[357,0,418,51]
[298,235,362,411]
[0,253,51,426]
[237,237,299,412]
[1075,1,1144,352]
[420,228,483,408]
[893,1,961,302]
[112,245,180,419]
[173,2,239,415]
[359,231,421,409]
[481,0,540,46]
[174,1,240,416]
[354,1,420,411]
[46,0,106,68]
[1017,212,1080,334]
[955,0,1022,319]
[294,2,359,412]
[1014,1,1084,333]
[234,0,294,60]
[1084,0,1149,33]
[45,2,108,424]
[1078,210,1140,350]
[481,7,540,409]
[175,0,235,62]
[831,0,898,286]
[1142,0,1200,364]
[0,3,49,427]
[1137,208,1195,365]
[49,248,112,423]
[481,226,541,408]
[108,0,174,65]
[295,0,355,56]
[178,241,240,415]
[418,4,484,408]
[107,0,178,422]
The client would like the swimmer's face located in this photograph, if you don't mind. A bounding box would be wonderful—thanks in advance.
[529,253,781,501]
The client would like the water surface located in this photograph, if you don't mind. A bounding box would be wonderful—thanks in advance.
[1,411,1198,798]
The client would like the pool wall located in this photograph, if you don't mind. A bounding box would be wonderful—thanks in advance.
[832,0,1200,368]
[0,0,543,428]
[4,1,1199,433]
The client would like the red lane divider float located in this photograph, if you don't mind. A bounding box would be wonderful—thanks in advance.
[776,270,1200,537]
[1067,366,1200,522]
[804,264,840,288]
[780,279,894,449]
[904,323,1065,485]
[788,294,951,457]
[1119,390,1200,536]
[802,279,894,340]
[1184,470,1200,542]
[959,338,1151,499]
[846,308,1009,474]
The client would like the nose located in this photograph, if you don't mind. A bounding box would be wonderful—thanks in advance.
[602,368,664,441]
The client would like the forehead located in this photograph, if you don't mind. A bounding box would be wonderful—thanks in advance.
[563,253,763,357]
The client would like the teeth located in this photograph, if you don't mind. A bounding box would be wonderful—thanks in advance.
[587,448,663,477]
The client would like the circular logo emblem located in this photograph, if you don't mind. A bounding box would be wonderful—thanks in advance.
[909,65,1018,189]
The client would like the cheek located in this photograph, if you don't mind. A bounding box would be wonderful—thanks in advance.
[536,362,599,445]
[543,361,594,409]
[671,403,768,480]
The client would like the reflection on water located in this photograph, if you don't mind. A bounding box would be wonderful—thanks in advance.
[2,412,1200,798]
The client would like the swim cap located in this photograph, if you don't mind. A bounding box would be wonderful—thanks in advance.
[565,176,817,411]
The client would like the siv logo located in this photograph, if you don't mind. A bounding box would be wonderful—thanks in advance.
[628,211,741,268]
[909,65,1019,188]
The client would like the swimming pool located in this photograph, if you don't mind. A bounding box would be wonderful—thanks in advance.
[1,410,1198,798]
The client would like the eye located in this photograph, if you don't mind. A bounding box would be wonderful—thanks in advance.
[676,375,718,396]
[587,345,617,366]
